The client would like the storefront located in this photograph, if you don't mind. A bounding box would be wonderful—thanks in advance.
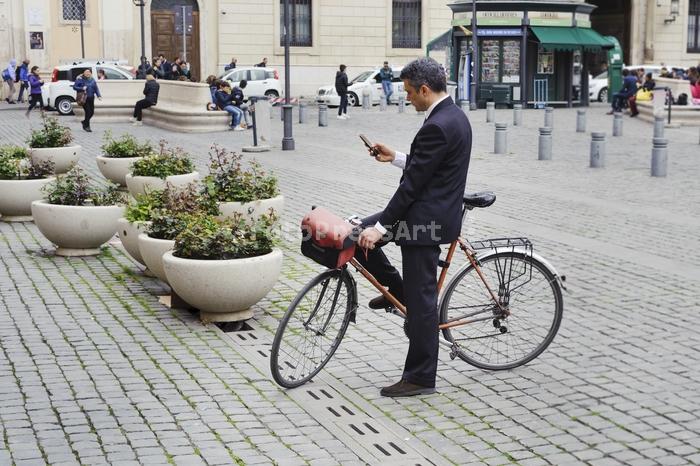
[448,0,613,108]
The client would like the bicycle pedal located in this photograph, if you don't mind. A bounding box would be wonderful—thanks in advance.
[385,306,401,316]
[449,342,462,360]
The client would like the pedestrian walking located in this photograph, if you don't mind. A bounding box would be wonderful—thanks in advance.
[131,73,160,126]
[73,69,101,132]
[215,82,245,131]
[380,61,394,104]
[355,57,472,397]
[3,59,17,104]
[25,66,44,117]
[17,60,30,103]
[335,64,349,120]
[224,58,237,71]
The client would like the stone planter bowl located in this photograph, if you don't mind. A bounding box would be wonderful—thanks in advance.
[29,144,81,174]
[0,177,54,222]
[137,233,175,284]
[30,200,124,256]
[117,218,150,266]
[125,172,199,198]
[96,156,143,186]
[217,195,285,224]
[163,248,283,323]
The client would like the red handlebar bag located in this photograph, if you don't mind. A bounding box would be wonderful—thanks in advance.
[301,207,357,269]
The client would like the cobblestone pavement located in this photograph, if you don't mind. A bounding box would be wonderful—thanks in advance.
[1,101,699,465]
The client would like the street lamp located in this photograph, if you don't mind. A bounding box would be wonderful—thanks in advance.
[282,0,295,150]
[470,0,478,110]
[79,0,85,59]
[132,0,147,63]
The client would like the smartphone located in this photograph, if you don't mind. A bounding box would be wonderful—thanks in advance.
[359,134,378,157]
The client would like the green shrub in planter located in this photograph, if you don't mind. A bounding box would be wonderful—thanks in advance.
[101,131,153,158]
[143,183,219,239]
[202,145,278,203]
[43,166,125,206]
[0,151,53,180]
[0,145,30,160]
[27,115,74,149]
[130,141,195,178]
[173,211,277,260]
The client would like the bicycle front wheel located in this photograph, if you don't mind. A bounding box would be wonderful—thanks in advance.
[440,251,563,370]
[270,269,354,388]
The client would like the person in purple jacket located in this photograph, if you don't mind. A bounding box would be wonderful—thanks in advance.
[25,66,44,118]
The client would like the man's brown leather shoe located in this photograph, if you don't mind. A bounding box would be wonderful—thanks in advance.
[380,379,436,397]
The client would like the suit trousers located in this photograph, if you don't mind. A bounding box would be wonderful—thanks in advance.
[354,212,441,387]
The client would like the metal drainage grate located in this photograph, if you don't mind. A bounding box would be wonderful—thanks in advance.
[218,323,450,465]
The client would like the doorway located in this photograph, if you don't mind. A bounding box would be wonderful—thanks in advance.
[588,0,632,66]
[151,0,200,80]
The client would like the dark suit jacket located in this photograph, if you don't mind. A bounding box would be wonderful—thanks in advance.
[378,96,471,245]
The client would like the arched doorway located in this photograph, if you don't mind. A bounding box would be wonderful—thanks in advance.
[588,0,632,64]
[151,0,200,80]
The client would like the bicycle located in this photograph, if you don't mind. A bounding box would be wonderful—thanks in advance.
[270,192,566,389]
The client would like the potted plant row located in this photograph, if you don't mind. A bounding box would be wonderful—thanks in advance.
[125,141,199,197]
[28,115,81,174]
[162,211,282,323]
[31,167,126,256]
[97,131,153,186]
[204,145,284,223]
[0,145,55,222]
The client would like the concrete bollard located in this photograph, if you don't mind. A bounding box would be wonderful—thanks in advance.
[379,93,387,111]
[576,109,586,133]
[544,106,554,128]
[538,127,553,160]
[613,112,623,137]
[298,102,307,124]
[460,100,470,115]
[513,104,522,126]
[590,132,606,168]
[651,138,668,177]
[362,91,370,110]
[654,115,665,139]
[318,104,328,127]
[398,94,405,113]
[486,102,495,123]
[494,123,508,154]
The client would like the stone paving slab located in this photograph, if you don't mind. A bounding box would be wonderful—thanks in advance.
[1,102,700,465]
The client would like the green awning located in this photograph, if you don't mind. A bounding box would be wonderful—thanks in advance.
[531,26,614,52]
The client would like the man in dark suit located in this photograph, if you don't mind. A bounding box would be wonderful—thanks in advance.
[357,57,472,397]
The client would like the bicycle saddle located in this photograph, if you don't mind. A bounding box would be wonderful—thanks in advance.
[463,191,496,208]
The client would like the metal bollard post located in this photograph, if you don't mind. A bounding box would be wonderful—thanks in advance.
[398,94,405,113]
[379,93,387,111]
[460,100,470,115]
[538,127,553,160]
[242,96,271,153]
[298,102,307,124]
[494,123,507,154]
[576,109,586,133]
[270,103,275,119]
[651,138,668,177]
[486,102,495,123]
[544,106,554,128]
[513,104,522,126]
[653,115,665,139]
[590,132,606,168]
[318,104,328,127]
[613,112,623,137]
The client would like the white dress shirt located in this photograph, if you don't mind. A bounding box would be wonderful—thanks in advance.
[374,94,450,234]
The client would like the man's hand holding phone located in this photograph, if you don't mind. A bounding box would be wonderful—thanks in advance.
[359,134,395,163]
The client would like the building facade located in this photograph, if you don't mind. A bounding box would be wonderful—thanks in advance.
[0,0,453,96]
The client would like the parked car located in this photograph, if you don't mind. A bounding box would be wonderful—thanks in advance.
[316,68,407,107]
[589,71,608,102]
[44,62,135,115]
[219,67,281,98]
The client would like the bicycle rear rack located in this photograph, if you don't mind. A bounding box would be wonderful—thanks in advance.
[468,237,532,253]
[467,237,534,302]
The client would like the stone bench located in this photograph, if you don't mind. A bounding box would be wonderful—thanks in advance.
[637,101,700,127]
[73,80,231,132]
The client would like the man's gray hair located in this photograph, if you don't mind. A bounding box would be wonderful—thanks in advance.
[399,57,447,93]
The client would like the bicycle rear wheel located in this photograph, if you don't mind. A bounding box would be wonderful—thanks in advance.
[270,269,354,388]
[440,251,563,370]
